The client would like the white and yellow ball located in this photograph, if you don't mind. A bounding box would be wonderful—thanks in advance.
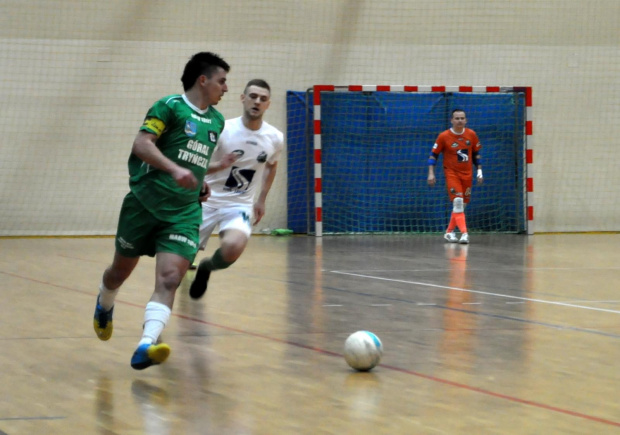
[344,330,383,371]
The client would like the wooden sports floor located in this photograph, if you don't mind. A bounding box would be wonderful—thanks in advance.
[1,234,619,434]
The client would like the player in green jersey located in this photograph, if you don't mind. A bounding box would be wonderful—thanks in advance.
[93,52,230,370]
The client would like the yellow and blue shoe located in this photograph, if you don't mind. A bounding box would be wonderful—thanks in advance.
[93,296,114,341]
[130,343,171,370]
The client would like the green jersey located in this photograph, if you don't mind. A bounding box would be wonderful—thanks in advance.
[128,94,224,223]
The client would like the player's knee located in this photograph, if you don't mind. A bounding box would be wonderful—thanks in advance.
[220,232,248,264]
[158,269,184,292]
[220,246,243,265]
[453,197,464,213]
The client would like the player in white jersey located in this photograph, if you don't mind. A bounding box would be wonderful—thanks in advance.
[189,79,284,299]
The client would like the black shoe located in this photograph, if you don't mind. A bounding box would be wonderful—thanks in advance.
[189,261,211,299]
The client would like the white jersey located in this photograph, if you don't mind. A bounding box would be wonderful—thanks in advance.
[204,116,284,209]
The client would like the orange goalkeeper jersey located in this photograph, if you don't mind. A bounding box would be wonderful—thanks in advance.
[432,128,481,177]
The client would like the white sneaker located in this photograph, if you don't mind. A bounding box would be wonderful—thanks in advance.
[444,232,458,243]
[459,233,469,244]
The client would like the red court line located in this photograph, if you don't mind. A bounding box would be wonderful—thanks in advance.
[173,312,620,429]
[4,270,620,429]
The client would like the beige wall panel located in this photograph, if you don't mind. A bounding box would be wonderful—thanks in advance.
[1,0,618,234]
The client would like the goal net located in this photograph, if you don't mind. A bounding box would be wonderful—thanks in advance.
[287,85,532,236]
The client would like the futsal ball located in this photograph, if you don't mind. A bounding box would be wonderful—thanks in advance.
[344,330,383,371]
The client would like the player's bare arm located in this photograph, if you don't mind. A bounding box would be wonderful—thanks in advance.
[253,161,278,224]
[132,130,198,190]
[427,155,437,187]
[206,152,239,174]
[473,147,483,185]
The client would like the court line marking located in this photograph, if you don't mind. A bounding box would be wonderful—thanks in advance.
[330,271,620,315]
[2,270,620,428]
[2,269,618,339]
[171,311,620,429]
[334,266,620,272]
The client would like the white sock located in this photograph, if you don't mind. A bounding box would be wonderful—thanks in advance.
[453,197,464,213]
[98,282,119,311]
[138,302,171,346]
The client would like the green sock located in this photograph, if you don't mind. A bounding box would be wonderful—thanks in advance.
[204,248,234,271]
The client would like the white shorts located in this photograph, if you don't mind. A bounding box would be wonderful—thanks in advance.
[198,205,252,250]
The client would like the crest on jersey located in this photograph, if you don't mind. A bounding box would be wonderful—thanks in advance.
[257,152,267,163]
[224,166,256,193]
[465,140,471,146]
[209,131,218,143]
[184,121,197,137]
[456,149,469,162]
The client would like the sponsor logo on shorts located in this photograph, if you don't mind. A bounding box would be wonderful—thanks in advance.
[169,234,197,248]
[118,237,134,250]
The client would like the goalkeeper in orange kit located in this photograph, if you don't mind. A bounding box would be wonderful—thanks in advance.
[427,109,483,244]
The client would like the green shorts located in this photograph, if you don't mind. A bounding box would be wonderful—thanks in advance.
[114,192,199,262]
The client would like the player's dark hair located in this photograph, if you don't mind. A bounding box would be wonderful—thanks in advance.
[244,79,271,94]
[451,108,466,117]
[181,52,230,91]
